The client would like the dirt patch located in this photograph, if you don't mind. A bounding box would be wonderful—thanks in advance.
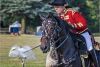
[95,37,100,42]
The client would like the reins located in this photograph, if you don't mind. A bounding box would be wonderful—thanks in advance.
[50,33,69,50]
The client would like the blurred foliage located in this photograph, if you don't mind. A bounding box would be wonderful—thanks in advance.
[0,0,53,33]
[0,0,100,33]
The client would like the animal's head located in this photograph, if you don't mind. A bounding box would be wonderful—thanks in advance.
[9,45,36,61]
[9,45,20,57]
[39,12,61,53]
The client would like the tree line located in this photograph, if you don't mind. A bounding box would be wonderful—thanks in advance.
[0,0,100,33]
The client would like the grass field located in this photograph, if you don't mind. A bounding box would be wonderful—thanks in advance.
[0,34,47,67]
[0,34,100,67]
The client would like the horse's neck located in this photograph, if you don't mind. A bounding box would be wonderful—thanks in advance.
[55,16,69,35]
[53,16,75,51]
[58,30,75,52]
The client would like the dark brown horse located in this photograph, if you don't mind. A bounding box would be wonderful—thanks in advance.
[39,13,100,67]
[39,13,83,67]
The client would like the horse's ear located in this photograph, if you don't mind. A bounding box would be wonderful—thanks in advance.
[39,13,46,21]
[39,12,49,21]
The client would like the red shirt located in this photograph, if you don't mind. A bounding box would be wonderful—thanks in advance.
[60,8,88,34]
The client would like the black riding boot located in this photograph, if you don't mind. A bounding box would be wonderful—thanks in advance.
[89,49,99,67]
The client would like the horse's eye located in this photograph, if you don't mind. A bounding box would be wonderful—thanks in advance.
[51,27,53,29]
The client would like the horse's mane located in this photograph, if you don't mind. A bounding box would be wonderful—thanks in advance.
[51,15,70,35]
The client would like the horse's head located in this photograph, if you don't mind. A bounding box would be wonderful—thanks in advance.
[39,13,62,53]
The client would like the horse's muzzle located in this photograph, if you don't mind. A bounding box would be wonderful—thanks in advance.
[40,44,50,53]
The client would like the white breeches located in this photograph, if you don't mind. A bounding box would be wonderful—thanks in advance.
[81,32,93,51]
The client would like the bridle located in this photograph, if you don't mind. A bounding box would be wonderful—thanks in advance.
[41,15,69,50]
[40,14,73,66]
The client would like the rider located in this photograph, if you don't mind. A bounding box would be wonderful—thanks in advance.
[48,0,99,67]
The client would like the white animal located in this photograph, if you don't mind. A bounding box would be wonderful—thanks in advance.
[9,45,36,61]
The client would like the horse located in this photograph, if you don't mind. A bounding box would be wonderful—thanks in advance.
[39,13,100,67]
[39,13,83,67]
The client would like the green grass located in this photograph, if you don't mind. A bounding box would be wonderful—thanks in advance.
[0,34,47,67]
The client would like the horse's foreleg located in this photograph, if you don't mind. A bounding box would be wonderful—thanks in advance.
[46,51,58,67]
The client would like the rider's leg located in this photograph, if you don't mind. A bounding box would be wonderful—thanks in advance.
[88,30,96,44]
[81,32,99,67]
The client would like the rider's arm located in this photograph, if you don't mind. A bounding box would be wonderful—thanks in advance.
[72,12,87,30]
